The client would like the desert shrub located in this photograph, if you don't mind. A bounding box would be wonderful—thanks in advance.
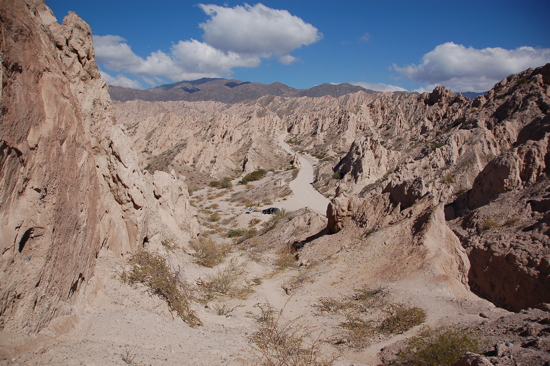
[261,209,289,233]
[316,297,354,314]
[291,168,300,180]
[442,173,455,184]
[187,187,194,196]
[241,169,268,183]
[249,303,338,366]
[481,218,499,230]
[273,209,289,221]
[227,228,247,238]
[211,302,242,316]
[332,172,343,180]
[120,249,202,327]
[339,315,376,348]
[161,236,177,251]
[219,177,233,189]
[189,238,230,267]
[503,217,520,227]
[274,246,296,270]
[198,258,253,301]
[209,213,221,222]
[379,304,426,334]
[397,325,485,366]
[248,218,261,227]
[209,177,233,189]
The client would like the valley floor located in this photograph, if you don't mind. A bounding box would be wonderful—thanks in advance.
[0,138,513,366]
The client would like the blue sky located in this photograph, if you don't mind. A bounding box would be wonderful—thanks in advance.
[46,0,550,92]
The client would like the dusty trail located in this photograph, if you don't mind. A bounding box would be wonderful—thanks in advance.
[275,135,330,216]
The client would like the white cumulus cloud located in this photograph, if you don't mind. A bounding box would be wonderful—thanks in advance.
[93,4,322,88]
[394,42,550,92]
[198,3,322,61]
[351,82,407,92]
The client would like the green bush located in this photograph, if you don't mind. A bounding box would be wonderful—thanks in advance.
[209,177,233,189]
[241,169,268,183]
[398,325,485,366]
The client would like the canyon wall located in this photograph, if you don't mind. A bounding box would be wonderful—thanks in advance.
[0,0,198,332]
[115,64,550,311]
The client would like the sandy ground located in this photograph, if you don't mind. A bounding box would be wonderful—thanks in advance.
[0,134,503,366]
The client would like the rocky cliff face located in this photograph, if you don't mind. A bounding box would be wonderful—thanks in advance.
[0,0,198,333]
[323,66,550,311]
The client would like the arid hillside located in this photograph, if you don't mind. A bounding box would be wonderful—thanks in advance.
[1,1,549,365]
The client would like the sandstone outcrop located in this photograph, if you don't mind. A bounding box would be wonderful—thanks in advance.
[0,0,198,333]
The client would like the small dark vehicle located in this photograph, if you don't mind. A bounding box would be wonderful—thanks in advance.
[262,207,281,214]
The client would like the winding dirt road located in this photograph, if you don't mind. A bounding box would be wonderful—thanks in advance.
[275,135,330,216]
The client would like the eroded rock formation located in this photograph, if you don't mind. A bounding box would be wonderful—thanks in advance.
[0,0,198,332]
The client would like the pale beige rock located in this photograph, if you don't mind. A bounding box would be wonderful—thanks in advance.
[0,0,198,333]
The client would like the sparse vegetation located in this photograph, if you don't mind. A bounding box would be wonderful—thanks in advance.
[442,173,455,184]
[120,249,202,327]
[332,172,343,180]
[211,302,242,316]
[397,325,485,366]
[249,303,338,366]
[227,228,247,238]
[121,345,138,365]
[248,218,261,227]
[503,216,520,227]
[189,237,230,267]
[482,218,500,230]
[161,236,177,251]
[197,258,254,302]
[315,287,426,348]
[209,177,233,189]
[208,213,221,222]
[241,169,268,184]
[379,304,426,335]
[274,246,297,270]
[262,209,290,233]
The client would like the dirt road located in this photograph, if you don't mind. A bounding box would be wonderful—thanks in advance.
[275,135,330,216]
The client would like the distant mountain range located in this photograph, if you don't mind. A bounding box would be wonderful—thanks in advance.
[108,77,486,104]
[108,78,377,103]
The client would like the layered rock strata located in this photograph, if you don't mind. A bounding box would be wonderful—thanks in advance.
[0,0,198,332]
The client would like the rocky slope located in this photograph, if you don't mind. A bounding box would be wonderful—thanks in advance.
[0,0,198,333]
[115,64,550,315]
